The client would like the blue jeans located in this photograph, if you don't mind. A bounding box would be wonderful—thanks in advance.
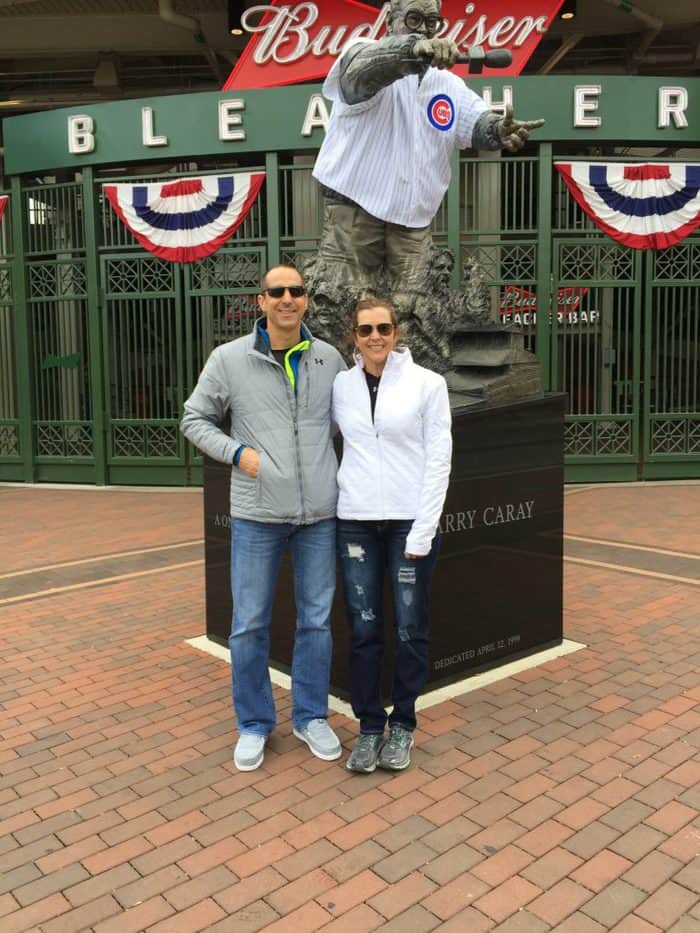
[229,518,336,736]
[337,519,440,734]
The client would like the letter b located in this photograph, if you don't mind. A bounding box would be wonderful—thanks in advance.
[68,115,95,154]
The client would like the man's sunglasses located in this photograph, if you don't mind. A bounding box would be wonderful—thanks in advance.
[354,323,395,337]
[262,285,307,298]
[403,12,445,34]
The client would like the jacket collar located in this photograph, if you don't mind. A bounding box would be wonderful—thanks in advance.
[252,316,313,356]
[354,347,412,378]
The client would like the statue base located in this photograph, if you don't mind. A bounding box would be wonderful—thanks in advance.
[203,393,565,699]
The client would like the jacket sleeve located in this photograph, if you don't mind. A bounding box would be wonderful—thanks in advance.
[404,376,452,556]
[180,347,243,465]
[330,351,348,435]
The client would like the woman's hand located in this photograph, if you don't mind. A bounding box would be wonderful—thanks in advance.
[403,552,421,560]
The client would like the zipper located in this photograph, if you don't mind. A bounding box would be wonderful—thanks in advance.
[262,347,306,523]
[372,373,385,518]
[291,360,305,523]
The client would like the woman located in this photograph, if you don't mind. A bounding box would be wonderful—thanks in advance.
[332,297,452,772]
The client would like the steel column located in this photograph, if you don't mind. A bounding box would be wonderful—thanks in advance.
[10,176,35,482]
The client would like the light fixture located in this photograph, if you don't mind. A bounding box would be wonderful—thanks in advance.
[559,0,576,19]
[93,54,120,90]
[228,1,245,35]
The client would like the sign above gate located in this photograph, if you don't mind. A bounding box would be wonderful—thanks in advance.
[223,0,565,90]
[3,77,696,176]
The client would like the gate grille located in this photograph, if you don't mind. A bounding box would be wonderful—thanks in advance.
[553,240,641,464]
[3,153,699,485]
[646,241,700,463]
[0,194,18,460]
[23,183,93,462]
[459,155,539,354]
[103,254,182,461]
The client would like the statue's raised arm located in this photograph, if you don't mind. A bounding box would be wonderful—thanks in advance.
[339,35,460,104]
[337,1,543,152]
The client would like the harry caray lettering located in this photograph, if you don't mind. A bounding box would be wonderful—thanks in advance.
[439,499,534,534]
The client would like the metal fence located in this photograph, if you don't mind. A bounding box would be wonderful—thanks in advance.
[645,242,700,475]
[1,149,698,485]
[0,189,17,469]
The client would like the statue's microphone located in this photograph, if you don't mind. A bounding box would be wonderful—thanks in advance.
[455,47,513,73]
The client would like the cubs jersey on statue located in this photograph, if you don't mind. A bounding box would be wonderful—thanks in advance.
[313,39,488,228]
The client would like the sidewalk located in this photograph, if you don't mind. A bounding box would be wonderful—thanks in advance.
[1,482,698,932]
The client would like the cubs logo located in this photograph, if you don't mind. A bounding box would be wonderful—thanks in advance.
[427,94,455,131]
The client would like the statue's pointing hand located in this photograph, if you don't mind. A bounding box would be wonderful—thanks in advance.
[412,36,460,70]
[497,104,545,152]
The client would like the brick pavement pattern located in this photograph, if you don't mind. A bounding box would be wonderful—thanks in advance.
[1,482,699,931]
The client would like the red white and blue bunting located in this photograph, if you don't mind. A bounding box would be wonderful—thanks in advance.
[0,195,8,225]
[102,173,265,263]
[555,163,700,250]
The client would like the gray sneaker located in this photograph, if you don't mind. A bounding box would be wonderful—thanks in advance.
[293,719,342,760]
[234,733,266,771]
[378,725,414,770]
[346,733,385,773]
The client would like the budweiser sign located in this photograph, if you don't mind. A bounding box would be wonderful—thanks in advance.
[500,285,589,314]
[223,1,565,90]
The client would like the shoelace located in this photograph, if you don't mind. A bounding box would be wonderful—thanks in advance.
[386,729,411,750]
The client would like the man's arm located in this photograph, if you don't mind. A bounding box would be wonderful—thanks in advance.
[339,35,460,104]
[180,347,252,469]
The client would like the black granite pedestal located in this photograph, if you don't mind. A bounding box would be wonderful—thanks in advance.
[203,393,565,698]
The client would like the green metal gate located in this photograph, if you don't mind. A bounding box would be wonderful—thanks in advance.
[0,190,20,478]
[21,181,102,484]
[459,154,540,351]
[552,238,643,482]
[643,242,700,478]
[100,253,185,485]
[2,151,699,486]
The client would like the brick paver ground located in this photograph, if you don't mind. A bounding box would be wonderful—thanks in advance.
[1,482,699,931]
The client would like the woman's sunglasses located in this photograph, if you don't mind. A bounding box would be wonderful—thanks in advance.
[262,285,307,298]
[354,323,395,337]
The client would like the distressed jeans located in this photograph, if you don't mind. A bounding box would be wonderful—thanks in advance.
[337,519,440,734]
[230,518,336,736]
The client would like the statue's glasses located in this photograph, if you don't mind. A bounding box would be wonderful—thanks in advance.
[354,323,395,337]
[402,11,445,34]
[262,285,307,298]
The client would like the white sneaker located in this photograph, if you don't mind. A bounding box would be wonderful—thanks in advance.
[293,719,342,761]
[234,733,266,771]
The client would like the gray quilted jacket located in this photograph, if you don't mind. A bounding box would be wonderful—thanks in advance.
[181,318,346,523]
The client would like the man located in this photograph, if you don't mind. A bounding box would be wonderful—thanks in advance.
[312,0,544,285]
[181,264,346,771]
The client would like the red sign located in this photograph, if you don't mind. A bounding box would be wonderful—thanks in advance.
[223,1,565,91]
[500,285,589,315]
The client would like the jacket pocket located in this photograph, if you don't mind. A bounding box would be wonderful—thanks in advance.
[307,446,338,518]
[256,449,295,516]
